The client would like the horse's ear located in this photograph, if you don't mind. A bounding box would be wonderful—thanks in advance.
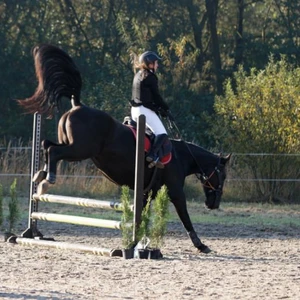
[225,153,232,161]
[221,153,231,165]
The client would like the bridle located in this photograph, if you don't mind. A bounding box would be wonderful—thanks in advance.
[164,118,225,197]
[185,142,224,196]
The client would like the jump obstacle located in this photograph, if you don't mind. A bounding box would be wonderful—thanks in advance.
[8,113,145,257]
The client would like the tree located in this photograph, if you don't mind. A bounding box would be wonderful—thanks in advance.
[213,56,300,202]
[0,0,298,146]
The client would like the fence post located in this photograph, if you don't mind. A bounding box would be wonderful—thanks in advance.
[133,115,145,243]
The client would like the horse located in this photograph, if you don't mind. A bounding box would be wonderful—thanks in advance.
[18,44,231,253]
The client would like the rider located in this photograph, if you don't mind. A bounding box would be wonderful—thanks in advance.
[130,51,171,168]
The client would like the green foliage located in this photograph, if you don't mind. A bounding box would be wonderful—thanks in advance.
[1,0,299,202]
[137,194,152,241]
[120,185,170,249]
[1,0,298,147]
[120,186,134,248]
[157,38,215,143]
[149,185,170,249]
[213,56,300,202]
[8,179,20,232]
[215,57,299,154]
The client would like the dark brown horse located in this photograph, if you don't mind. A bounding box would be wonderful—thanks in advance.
[18,44,231,253]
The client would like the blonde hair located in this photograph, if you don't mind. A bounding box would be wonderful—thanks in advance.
[131,52,150,73]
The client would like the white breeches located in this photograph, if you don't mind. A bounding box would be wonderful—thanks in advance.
[131,106,167,135]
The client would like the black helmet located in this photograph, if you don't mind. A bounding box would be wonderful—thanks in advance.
[139,51,161,66]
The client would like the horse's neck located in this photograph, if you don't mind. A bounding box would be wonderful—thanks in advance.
[182,142,217,176]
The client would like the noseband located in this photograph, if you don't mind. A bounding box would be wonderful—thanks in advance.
[196,164,224,203]
[196,167,222,191]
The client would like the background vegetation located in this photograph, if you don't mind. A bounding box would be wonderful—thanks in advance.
[0,0,299,203]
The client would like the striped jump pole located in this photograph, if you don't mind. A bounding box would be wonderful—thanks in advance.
[8,113,146,257]
[31,212,125,229]
[8,236,120,257]
[32,193,134,211]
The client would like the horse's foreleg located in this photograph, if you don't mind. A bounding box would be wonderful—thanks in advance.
[188,231,211,253]
[36,141,71,195]
[46,142,93,184]
[46,140,69,184]
[143,192,150,207]
[35,141,59,195]
[32,140,54,184]
[33,170,47,183]
[46,150,57,184]
[171,195,211,253]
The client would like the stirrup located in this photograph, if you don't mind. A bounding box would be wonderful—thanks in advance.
[148,158,164,169]
[146,154,157,163]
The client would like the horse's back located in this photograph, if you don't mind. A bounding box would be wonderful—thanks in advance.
[59,105,118,140]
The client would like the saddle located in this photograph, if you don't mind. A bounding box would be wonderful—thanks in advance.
[123,116,172,166]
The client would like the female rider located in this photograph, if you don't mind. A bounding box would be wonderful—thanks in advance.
[130,51,171,168]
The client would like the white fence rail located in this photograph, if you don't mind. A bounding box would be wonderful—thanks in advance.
[1,148,299,182]
[0,174,299,182]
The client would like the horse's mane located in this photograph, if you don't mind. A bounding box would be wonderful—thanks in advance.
[18,44,82,118]
[173,140,219,164]
[180,140,215,155]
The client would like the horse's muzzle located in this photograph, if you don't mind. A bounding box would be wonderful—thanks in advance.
[205,191,221,209]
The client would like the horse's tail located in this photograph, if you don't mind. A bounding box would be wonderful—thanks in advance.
[17,44,82,118]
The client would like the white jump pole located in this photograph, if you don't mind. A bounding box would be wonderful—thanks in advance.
[8,113,146,257]
[31,212,127,230]
[32,193,133,211]
[12,238,114,257]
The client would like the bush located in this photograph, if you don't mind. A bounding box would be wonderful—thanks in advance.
[213,56,300,203]
[8,179,20,233]
[149,185,170,249]
[120,186,134,248]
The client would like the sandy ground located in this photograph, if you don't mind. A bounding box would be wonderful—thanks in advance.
[0,220,299,300]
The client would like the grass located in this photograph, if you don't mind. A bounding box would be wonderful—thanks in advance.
[174,201,300,229]
[0,142,299,233]
[2,196,300,234]
[1,141,299,203]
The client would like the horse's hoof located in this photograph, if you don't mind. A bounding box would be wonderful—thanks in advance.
[33,170,47,183]
[46,172,56,184]
[37,179,50,195]
[198,244,212,254]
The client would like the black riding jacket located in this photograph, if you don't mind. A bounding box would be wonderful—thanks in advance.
[131,69,169,113]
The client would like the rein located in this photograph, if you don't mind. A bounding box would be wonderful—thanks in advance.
[164,115,223,192]
[143,166,158,193]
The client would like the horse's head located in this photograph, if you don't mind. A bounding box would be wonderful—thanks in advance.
[201,154,231,209]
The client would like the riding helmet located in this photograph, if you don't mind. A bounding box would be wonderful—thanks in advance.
[139,51,161,66]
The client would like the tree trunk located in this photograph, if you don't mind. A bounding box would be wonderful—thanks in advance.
[233,0,244,70]
[205,0,223,94]
[185,0,207,74]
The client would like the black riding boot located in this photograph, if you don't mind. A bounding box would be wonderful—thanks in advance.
[146,134,168,168]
